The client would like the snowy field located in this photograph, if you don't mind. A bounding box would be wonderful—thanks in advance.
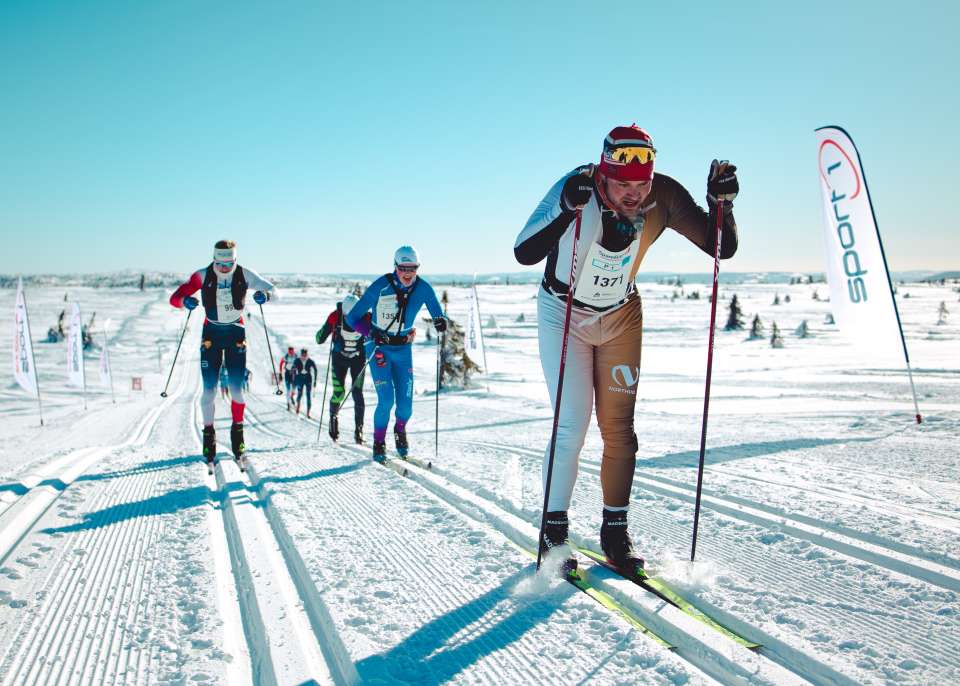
[0,278,958,685]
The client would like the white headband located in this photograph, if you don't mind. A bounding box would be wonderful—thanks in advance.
[213,246,237,263]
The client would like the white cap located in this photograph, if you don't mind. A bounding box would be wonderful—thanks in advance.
[393,245,420,266]
[342,294,359,314]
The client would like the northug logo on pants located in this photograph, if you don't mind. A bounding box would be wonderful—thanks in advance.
[610,365,639,394]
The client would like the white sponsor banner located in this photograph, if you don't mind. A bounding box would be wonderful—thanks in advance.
[99,319,112,386]
[465,286,486,373]
[12,278,39,396]
[815,126,902,360]
[67,302,86,388]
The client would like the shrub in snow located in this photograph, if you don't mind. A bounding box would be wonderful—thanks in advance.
[770,322,784,348]
[937,301,949,325]
[748,314,765,340]
[824,312,835,325]
[439,318,482,389]
[725,295,745,330]
[516,312,526,323]
[772,294,781,305]
[795,320,811,338]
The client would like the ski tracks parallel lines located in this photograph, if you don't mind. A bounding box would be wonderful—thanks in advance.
[332,440,800,686]
[243,406,548,684]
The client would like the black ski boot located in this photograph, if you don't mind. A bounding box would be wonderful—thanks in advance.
[600,509,645,574]
[394,429,409,458]
[202,426,216,472]
[539,510,577,576]
[230,422,247,470]
[354,425,364,445]
[328,414,339,441]
[372,441,387,464]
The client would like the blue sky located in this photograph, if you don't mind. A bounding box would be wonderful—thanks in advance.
[1,0,957,277]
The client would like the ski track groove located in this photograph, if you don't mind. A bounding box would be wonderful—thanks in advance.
[243,401,562,685]
[0,348,195,685]
[442,435,960,682]
[453,436,960,585]
[247,401,733,686]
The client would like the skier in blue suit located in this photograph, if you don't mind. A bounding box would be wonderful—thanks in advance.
[347,246,447,462]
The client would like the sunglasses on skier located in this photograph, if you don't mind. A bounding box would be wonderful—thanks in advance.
[604,145,656,165]
[396,264,419,274]
[214,259,236,270]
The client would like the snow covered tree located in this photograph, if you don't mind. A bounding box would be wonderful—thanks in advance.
[784,294,791,303]
[439,317,482,388]
[795,320,811,338]
[825,312,835,325]
[770,322,784,348]
[772,293,781,305]
[812,289,820,301]
[724,294,745,330]
[516,312,525,323]
[748,314,765,340]
[486,314,498,329]
[937,301,949,325]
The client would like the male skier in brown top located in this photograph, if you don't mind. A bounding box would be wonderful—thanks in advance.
[514,124,740,573]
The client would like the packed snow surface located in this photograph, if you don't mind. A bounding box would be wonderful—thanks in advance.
[0,279,957,685]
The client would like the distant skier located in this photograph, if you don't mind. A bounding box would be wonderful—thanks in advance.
[219,365,230,399]
[315,293,372,444]
[293,348,318,417]
[514,125,739,573]
[279,346,297,409]
[169,239,277,468]
[243,367,252,392]
[347,246,447,462]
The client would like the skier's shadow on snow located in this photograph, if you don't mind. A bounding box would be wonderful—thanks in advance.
[638,436,877,470]
[0,456,200,496]
[354,567,571,685]
[38,461,363,535]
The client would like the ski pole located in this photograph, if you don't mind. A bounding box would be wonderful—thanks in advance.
[537,208,582,571]
[258,302,284,396]
[317,343,333,441]
[160,309,193,397]
[690,200,724,562]
[435,330,443,460]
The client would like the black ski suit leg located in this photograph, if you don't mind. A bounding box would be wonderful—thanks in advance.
[330,355,350,416]
[350,354,366,428]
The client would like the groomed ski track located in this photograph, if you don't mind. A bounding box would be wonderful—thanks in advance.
[0,319,354,686]
[256,397,815,686]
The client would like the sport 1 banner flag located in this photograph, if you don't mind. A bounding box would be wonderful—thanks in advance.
[13,278,39,396]
[465,287,486,373]
[815,125,921,422]
[67,302,85,388]
[815,126,903,359]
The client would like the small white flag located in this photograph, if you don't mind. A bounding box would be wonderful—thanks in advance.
[12,278,39,396]
[67,302,86,388]
[99,319,112,387]
[465,286,486,373]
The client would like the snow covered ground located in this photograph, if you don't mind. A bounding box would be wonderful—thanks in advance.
[0,279,957,685]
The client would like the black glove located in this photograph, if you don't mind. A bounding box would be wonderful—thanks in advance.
[372,328,390,345]
[561,173,593,211]
[433,316,448,333]
[707,159,738,206]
